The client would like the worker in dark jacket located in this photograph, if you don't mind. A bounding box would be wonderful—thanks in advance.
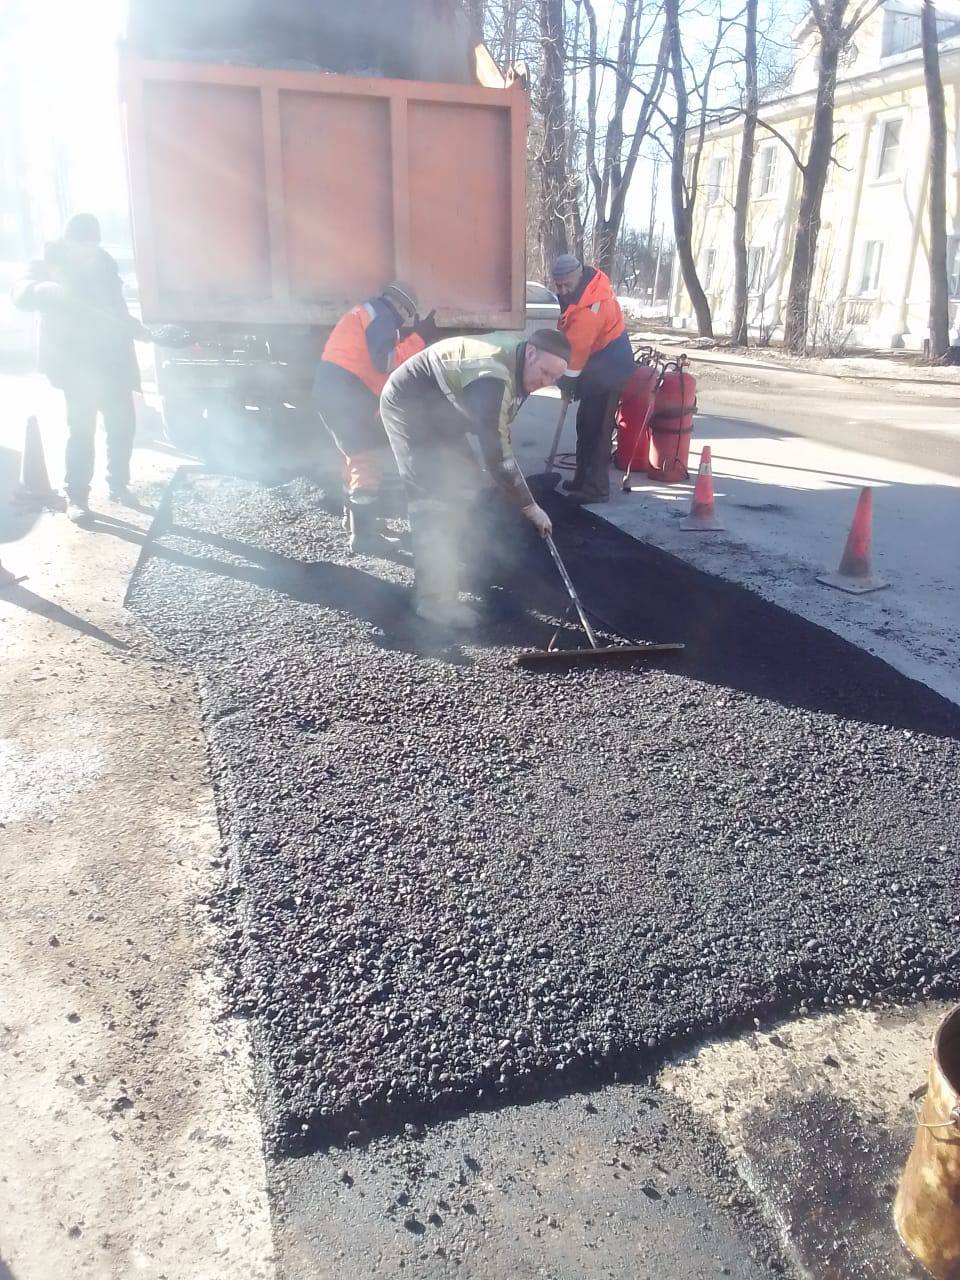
[552,254,635,504]
[13,213,152,523]
[380,328,571,629]
[314,281,440,553]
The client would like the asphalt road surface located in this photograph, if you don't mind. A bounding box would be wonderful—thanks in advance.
[128,472,960,1162]
[692,359,960,477]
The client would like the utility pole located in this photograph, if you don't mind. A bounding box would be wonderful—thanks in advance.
[652,222,664,303]
[647,157,662,252]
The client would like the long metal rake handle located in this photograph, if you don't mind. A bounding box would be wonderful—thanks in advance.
[544,533,600,650]
[544,399,569,471]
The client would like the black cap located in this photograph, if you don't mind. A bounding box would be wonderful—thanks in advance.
[528,328,572,361]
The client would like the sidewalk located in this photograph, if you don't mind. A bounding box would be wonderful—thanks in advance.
[0,374,274,1280]
[512,389,960,707]
[628,328,960,392]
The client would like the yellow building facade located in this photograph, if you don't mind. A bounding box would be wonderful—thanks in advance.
[672,2,960,349]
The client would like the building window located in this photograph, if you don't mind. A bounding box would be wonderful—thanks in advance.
[747,247,766,293]
[857,240,884,294]
[882,7,922,56]
[948,235,960,298]
[756,146,778,196]
[707,156,727,204]
[703,248,717,288]
[875,118,902,178]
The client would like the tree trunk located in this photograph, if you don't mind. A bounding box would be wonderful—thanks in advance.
[563,0,583,257]
[922,0,950,359]
[731,0,758,345]
[666,0,713,337]
[783,30,840,354]
[536,0,569,270]
[594,224,618,276]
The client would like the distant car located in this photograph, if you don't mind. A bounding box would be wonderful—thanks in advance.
[525,280,560,336]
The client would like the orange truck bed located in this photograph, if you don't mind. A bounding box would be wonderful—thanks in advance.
[120,53,528,331]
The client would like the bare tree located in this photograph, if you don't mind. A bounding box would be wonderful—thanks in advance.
[731,0,758,345]
[483,0,539,71]
[536,0,571,269]
[616,226,658,293]
[581,0,670,275]
[922,0,950,360]
[664,0,734,337]
[782,0,880,354]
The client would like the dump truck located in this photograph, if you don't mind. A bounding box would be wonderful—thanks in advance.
[119,0,528,456]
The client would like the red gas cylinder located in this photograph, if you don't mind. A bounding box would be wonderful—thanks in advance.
[614,362,659,471]
[648,360,696,483]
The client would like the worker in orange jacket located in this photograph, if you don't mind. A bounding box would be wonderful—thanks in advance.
[313,280,440,553]
[552,254,635,503]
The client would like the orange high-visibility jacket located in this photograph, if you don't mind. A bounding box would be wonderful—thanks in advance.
[322,299,425,397]
[557,267,631,390]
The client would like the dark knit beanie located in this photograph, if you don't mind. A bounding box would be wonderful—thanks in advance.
[528,328,572,361]
[63,213,102,244]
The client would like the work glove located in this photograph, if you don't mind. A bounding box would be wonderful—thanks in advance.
[522,502,553,539]
[413,309,441,344]
[32,281,66,307]
[557,374,579,403]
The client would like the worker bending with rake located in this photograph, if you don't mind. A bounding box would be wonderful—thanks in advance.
[552,254,635,505]
[313,280,440,553]
[380,329,572,629]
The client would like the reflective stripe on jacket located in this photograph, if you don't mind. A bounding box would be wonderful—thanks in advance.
[557,267,634,395]
[422,333,533,509]
[322,297,425,396]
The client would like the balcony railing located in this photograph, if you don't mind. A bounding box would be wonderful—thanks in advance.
[844,297,877,327]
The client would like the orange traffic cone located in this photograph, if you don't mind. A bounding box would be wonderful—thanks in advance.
[17,416,59,506]
[817,487,888,594]
[680,445,724,531]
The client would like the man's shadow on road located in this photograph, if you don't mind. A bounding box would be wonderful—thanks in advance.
[98,472,960,740]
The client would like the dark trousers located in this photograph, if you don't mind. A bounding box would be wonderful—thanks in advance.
[380,364,479,603]
[311,362,382,496]
[573,389,621,498]
[63,381,136,500]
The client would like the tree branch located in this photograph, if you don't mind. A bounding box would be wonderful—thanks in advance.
[756,117,807,172]
[581,0,604,213]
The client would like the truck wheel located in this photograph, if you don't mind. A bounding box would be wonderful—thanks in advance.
[160,396,205,456]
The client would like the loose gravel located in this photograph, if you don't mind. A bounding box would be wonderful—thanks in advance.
[128,470,960,1151]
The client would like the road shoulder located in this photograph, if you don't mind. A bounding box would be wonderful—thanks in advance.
[0,427,274,1279]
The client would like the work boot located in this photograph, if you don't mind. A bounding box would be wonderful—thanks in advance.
[561,478,582,493]
[66,498,91,525]
[347,498,398,556]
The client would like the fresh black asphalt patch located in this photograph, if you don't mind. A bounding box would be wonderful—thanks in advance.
[127,469,960,1152]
